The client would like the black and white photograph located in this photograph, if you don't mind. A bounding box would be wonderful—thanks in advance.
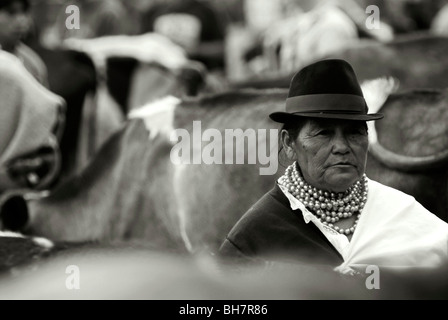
[0,0,447,306]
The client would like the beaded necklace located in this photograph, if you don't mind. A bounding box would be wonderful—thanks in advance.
[278,162,368,235]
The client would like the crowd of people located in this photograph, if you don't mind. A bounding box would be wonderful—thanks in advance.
[4,0,448,83]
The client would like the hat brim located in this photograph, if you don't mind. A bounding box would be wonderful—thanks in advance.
[269,112,384,123]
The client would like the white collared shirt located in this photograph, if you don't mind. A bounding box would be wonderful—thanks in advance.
[278,178,448,274]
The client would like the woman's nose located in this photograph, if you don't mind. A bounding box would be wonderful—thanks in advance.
[331,131,350,154]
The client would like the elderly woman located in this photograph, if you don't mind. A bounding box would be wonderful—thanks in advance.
[219,59,448,274]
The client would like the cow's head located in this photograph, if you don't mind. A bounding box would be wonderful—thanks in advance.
[361,77,448,172]
[106,57,207,115]
[0,51,65,193]
[62,33,209,115]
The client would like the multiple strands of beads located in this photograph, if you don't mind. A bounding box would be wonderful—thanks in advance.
[278,162,368,235]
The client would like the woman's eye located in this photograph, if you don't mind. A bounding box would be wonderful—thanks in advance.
[315,130,329,136]
[353,128,367,135]
[347,129,367,138]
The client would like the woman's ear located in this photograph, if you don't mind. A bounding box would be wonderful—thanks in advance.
[280,129,296,160]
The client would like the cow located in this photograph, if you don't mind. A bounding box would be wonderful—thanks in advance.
[26,33,207,185]
[364,86,448,221]
[60,33,208,113]
[1,78,447,256]
[231,34,448,91]
[0,50,65,194]
[0,93,282,253]
[26,45,97,184]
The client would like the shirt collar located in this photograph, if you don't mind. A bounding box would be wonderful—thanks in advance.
[277,179,317,224]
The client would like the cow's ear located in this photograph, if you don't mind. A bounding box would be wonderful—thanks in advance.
[0,195,28,232]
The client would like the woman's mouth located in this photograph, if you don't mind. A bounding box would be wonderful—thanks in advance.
[330,162,356,168]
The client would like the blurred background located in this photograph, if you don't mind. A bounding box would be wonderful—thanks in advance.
[22,0,448,82]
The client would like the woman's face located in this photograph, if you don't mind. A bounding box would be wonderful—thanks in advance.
[0,2,29,50]
[283,118,369,193]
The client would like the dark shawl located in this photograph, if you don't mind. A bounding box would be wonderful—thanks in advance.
[219,183,344,266]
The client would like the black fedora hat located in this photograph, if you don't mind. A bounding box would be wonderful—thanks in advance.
[269,59,384,122]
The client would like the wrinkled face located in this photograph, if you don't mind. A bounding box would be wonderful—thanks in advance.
[0,2,29,50]
[283,118,369,193]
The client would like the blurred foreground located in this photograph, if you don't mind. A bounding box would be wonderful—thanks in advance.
[0,245,447,300]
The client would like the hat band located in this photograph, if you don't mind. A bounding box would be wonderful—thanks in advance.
[285,94,366,114]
